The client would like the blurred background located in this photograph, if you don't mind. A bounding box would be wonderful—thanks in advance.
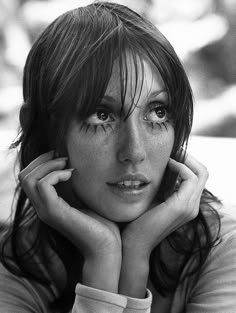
[0,0,236,222]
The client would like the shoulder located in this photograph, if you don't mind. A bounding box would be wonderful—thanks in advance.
[199,200,236,242]
[184,204,236,312]
[192,203,236,281]
[199,201,236,261]
[0,261,57,312]
[210,203,236,259]
[208,202,236,243]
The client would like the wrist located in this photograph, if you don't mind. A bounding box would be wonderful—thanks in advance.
[83,253,121,293]
[122,234,151,262]
[119,251,150,298]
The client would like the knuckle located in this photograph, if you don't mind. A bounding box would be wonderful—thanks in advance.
[190,174,198,184]
[200,163,208,173]
[178,162,186,171]
[20,175,34,189]
[201,163,208,172]
[36,179,46,190]
[190,207,199,219]
[199,164,209,178]
[18,172,23,182]
[204,168,209,179]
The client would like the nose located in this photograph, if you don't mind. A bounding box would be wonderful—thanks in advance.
[117,119,146,165]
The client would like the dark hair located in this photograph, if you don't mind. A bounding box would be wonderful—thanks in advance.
[0,2,220,312]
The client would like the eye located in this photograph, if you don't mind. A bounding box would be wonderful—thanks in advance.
[86,110,114,125]
[144,103,168,124]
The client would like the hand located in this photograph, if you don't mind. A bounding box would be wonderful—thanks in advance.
[18,151,122,292]
[119,153,209,297]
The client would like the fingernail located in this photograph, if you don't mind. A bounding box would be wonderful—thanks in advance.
[57,157,68,161]
[66,168,74,172]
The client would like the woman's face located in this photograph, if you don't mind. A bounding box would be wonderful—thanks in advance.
[66,55,175,222]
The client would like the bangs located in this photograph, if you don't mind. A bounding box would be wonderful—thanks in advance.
[73,30,148,122]
[39,2,192,153]
[73,32,172,122]
[73,29,192,151]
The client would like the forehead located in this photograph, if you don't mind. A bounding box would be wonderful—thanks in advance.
[104,52,165,101]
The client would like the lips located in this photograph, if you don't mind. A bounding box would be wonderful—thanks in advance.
[117,180,146,189]
[107,174,150,190]
[106,173,150,202]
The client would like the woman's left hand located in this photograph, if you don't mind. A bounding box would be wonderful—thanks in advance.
[119,153,209,297]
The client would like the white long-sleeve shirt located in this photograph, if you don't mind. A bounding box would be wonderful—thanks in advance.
[1,209,236,313]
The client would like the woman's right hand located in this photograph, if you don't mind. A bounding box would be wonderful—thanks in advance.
[18,151,121,292]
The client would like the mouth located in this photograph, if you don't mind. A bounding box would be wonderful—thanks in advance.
[107,174,150,201]
[110,180,148,190]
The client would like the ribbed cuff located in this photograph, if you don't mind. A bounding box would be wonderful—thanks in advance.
[73,283,127,313]
[125,289,152,313]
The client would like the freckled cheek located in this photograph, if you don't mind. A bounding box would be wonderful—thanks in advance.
[148,126,174,150]
[147,129,174,168]
[66,136,111,175]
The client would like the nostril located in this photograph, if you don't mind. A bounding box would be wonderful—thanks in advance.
[117,143,146,164]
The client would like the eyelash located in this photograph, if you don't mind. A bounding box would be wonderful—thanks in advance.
[81,103,170,134]
[145,103,169,131]
[149,121,168,131]
[79,122,114,133]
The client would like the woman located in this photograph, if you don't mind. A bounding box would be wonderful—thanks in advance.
[1,2,236,313]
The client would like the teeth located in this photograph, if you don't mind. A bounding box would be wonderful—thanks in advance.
[117,180,143,188]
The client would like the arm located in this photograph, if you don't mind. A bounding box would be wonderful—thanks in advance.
[17,151,124,311]
[119,154,208,299]
[12,151,152,313]
[1,151,153,313]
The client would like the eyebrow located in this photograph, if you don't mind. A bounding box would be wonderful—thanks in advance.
[102,95,119,103]
[102,89,167,103]
[148,89,167,98]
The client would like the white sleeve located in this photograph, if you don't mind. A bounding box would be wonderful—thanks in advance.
[124,289,152,313]
[72,284,152,313]
[72,284,127,313]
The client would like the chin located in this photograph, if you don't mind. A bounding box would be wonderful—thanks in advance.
[101,203,149,223]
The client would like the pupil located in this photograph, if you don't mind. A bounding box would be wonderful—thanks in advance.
[156,108,165,118]
[98,111,108,121]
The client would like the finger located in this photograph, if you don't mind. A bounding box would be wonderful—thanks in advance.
[36,169,74,207]
[168,158,199,201]
[36,170,115,253]
[21,158,68,186]
[20,158,69,210]
[184,153,209,187]
[20,163,71,216]
[18,151,55,181]
[168,158,197,182]
[170,154,208,187]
